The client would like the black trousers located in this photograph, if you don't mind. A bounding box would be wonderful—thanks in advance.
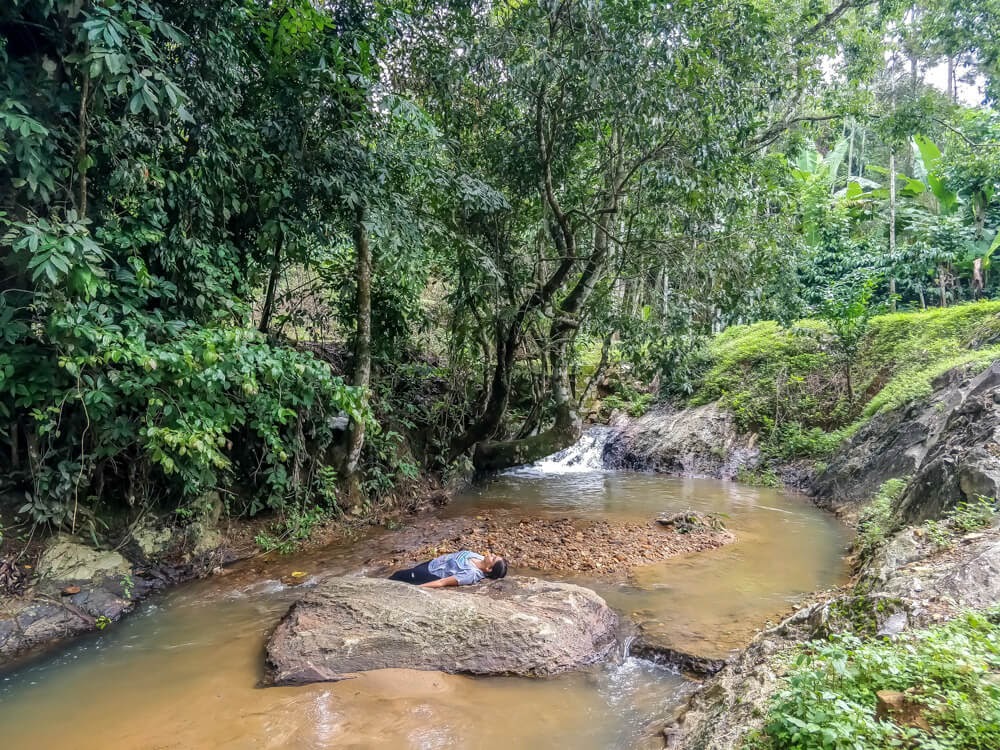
[388,560,440,585]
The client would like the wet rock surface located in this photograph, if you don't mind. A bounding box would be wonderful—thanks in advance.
[629,640,727,678]
[374,515,733,577]
[265,576,619,685]
[603,403,760,480]
[655,511,727,533]
[814,362,1000,525]
[1,519,234,667]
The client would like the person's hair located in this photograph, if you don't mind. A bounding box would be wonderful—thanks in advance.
[486,558,508,579]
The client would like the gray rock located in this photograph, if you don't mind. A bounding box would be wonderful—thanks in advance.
[603,404,759,479]
[265,576,618,685]
[629,640,727,677]
[879,534,1000,622]
[814,361,1000,525]
[35,535,131,583]
[132,520,175,561]
[665,523,1000,749]
[866,528,927,586]
[0,589,132,664]
[877,611,909,638]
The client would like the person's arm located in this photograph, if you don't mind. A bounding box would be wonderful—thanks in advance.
[420,575,459,588]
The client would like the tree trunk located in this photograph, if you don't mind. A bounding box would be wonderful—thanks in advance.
[343,204,372,482]
[473,338,582,473]
[888,149,897,311]
[846,118,854,180]
[577,333,612,410]
[258,236,282,334]
[76,44,90,217]
[448,96,583,461]
[471,149,622,473]
[938,266,947,307]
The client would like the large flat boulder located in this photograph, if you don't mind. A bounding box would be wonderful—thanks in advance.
[265,576,619,685]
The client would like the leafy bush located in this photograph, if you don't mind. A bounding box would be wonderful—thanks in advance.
[754,610,1000,750]
[950,495,999,532]
[763,422,845,460]
[920,495,998,550]
[6,307,366,526]
[736,467,781,487]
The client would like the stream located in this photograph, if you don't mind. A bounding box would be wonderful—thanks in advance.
[0,433,850,749]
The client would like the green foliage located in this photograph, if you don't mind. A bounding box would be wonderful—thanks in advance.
[860,301,1000,418]
[692,301,1000,459]
[602,383,654,419]
[950,495,999,532]
[692,320,847,456]
[254,502,329,555]
[736,467,781,488]
[754,610,1000,750]
[855,478,909,559]
[808,277,883,403]
[920,496,999,551]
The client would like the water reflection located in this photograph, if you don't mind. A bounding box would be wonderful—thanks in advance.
[0,462,848,749]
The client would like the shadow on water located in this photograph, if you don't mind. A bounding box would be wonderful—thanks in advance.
[0,430,849,749]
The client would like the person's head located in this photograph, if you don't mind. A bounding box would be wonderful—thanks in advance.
[483,553,508,579]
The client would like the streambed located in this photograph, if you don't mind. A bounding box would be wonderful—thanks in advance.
[0,442,849,749]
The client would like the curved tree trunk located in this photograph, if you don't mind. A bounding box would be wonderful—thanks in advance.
[472,340,581,473]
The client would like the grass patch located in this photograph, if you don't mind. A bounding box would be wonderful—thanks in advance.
[854,478,909,560]
[750,609,1000,750]
[736,466,782,487]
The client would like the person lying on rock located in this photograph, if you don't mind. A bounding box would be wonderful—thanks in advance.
[389,550,508,587]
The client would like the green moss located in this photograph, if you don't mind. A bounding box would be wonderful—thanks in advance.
[692,301,1000,457]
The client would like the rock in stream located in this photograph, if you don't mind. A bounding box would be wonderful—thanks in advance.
[265,576,619,685]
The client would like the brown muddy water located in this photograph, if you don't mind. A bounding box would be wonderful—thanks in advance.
[0,443,850,749]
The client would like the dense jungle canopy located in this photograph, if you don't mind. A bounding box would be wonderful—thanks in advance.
[3,0,1000,537]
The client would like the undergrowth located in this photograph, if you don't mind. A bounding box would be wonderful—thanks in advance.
[855,478,909,560]
[736,466,782,487]
[749,609,1000,750]
[921,495,999,551]
[692,301,1000,459]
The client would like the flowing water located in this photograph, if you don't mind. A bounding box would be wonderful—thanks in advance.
[0,432,850,749]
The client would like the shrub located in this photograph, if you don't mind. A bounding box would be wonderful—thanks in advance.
[855,478,908,559]
[754,610,1000,750]
[736,467,782,487]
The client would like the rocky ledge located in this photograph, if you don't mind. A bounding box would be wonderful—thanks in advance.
[265,576,619,685]
[814,361,1000,525]
[0,507,232,667]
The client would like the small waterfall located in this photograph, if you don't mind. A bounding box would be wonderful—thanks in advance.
[507,426,611,475]
[620,634,638,661]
